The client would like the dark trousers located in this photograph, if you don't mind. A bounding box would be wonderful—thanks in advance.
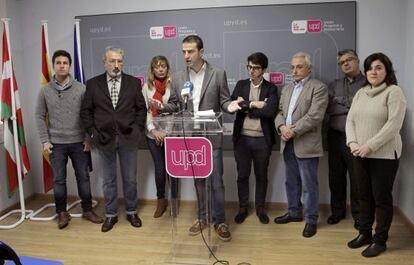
[49,143,93,213]
[353,156,399,244]
[146,137,178,199]
[234,135,272,209]
[327,129,359,219]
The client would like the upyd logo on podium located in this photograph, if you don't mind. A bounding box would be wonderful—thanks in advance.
[165,137,213,178]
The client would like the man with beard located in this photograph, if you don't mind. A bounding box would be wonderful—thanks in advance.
[81,47,147,232]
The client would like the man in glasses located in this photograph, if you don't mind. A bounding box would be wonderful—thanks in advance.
[326,49,366,229]
[274,52,328,238]
[231,52,278,225]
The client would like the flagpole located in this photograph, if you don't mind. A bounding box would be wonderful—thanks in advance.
[41,20,54,77]
[29,19,57,221]
[75,19,84,84]
[0,18,33,229]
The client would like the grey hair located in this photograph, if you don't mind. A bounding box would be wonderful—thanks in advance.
[292,52,312,68]
[103,46,125,60]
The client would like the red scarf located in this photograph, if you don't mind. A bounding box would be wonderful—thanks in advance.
[151,78,167,117]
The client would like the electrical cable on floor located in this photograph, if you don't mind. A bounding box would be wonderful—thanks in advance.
[179,111,228,264]
[179,111,251,265]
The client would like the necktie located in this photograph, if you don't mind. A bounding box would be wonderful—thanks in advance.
[110,78,118,108]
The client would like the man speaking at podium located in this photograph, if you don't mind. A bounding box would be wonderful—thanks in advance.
[171,35,241,242]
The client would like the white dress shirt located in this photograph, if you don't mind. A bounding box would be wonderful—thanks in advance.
[189,62,206,113]
[286,77,309,126]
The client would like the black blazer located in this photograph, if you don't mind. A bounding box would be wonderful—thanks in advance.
[81,72,147,151]
[231,78,279,147]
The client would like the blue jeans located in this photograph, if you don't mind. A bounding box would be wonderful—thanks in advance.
[97,137,138,217]
[49,143,92,214]
[146,137,178,199]
[195,148,225,224]
[283,141,319,224]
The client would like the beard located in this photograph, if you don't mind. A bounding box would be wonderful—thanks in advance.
[108,68,121,78]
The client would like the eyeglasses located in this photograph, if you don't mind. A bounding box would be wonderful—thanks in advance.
[246,65,262,71]
[338,57,357,66]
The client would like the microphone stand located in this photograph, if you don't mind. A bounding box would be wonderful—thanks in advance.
[176,95,193,117]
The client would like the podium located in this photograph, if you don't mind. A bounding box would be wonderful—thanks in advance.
[152,112,223,265]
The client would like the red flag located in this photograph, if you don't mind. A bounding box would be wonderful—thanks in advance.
[40,22,54,193]
[1,21,31,196]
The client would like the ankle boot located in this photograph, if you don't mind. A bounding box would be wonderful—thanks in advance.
[154,198,167,218]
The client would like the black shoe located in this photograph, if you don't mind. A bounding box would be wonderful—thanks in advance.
[126,214,142,228]
[302,223,317,238]
[354,219,360,230]
[347,234,373,249]
[101,216,118,232]
[256,208,269,224]
[361,242,386,257]
[234,208,248,224]
[274,213,303,224]
[327,214,345,225]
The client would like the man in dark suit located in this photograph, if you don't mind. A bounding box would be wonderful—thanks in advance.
[274,52,328,238]
[231,52,278,225]
[81,47,147,232]
[171,35,240,242]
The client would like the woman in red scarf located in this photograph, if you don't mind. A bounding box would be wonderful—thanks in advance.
[142,56,179,217]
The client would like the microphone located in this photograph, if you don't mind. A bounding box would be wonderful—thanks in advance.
[181,81,193,110]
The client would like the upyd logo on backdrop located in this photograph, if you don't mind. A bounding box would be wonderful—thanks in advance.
[165,137,213,178]
[291,19,323,34]
[150,25,177,39]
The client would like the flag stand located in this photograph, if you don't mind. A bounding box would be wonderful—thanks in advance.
[28,19,56,222]
[0,18,33,230]
[29,200,98,221]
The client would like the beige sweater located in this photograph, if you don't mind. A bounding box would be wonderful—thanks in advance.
[346,83,406,159]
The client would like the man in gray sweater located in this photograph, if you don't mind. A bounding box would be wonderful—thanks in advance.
[35,50,103,229]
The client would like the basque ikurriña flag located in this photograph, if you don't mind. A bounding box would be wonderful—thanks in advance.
[1,20,31,196]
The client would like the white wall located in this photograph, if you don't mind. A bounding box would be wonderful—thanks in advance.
[1,0,413,224]
[397,0,414,222]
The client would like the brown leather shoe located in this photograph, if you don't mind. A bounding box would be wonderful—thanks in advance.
[188,219,207,236]
[153,198,167,218]
[214,223,231,242]
[101,216,118,232]
[126,214,142,228]
[82,210,104,224]
[57,212,71,229]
